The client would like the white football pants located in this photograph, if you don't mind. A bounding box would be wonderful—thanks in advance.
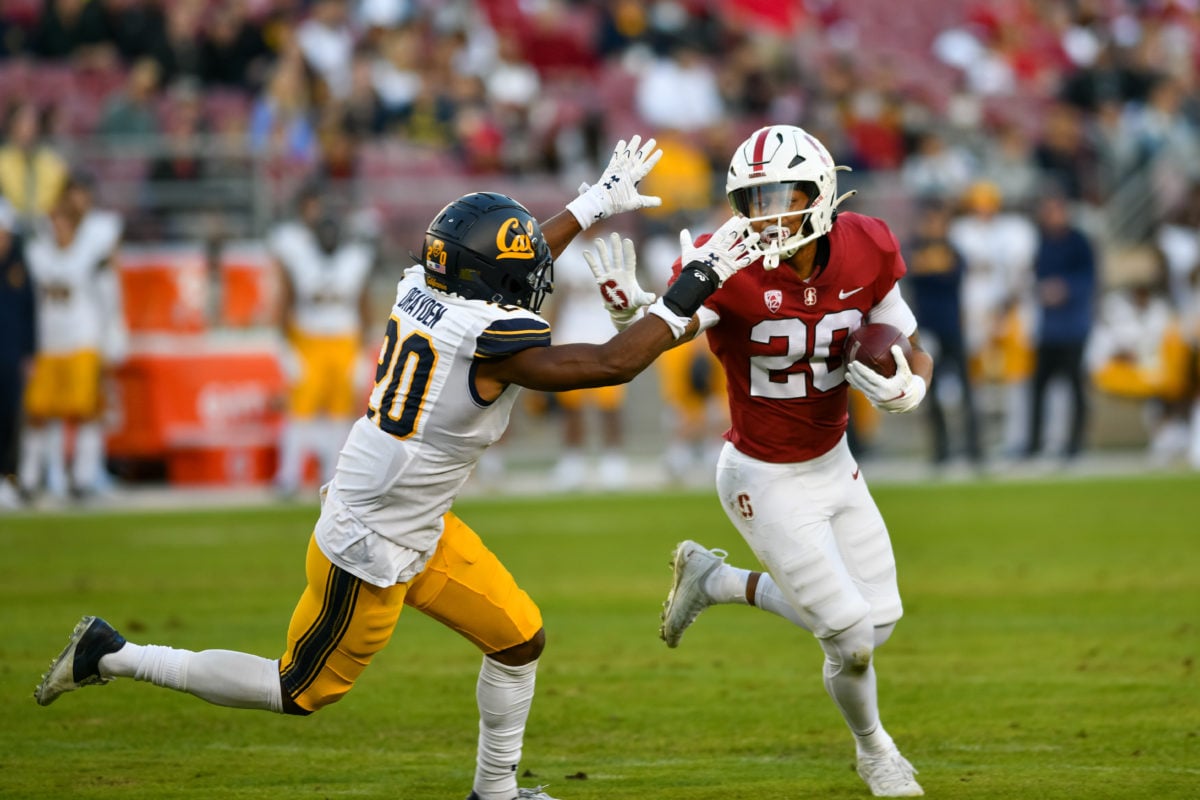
[714,436,902,639]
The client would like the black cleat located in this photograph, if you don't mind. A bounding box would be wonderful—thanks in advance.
[34,615,126,706]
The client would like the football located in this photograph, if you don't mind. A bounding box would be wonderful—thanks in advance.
[845,323,912,378]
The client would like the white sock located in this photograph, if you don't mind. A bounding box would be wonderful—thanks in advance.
[317,418,350,483]
[703,564,752,605]
[752,573,813,631]
[101,643,284,713]
[275,419,309,492]
[474,657,537,800]
[855,724,896,757]
[43,421,67,496]
[71,421,104,492]
[819,621,880,740]
[18,425,45,492]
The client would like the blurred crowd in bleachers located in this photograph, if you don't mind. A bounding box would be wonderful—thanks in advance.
[2,0,1200,505]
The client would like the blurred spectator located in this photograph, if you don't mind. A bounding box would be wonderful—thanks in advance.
[340,49,386,137]
[976,120,1039,209]
[1060,40,1152,113]
[595,0,650,59]
[19,194,125,500]
[249,50,318,163]
[200,0,271,91]
[1033,102,1095,202]
[62,170,125,493]
[0,101,69,232]
[901,129,976,201]
[1128,75,1200,207]
[371,23,424,122]
[1087,97,1142,200]
[296,0,354,100]
[545,234,631,492]
[1025,191,1098,461]
[1155,183,1200,314]
[635,40,723,133]
[147,0,205,87]
[102,0,167,64]
[28,0,116,67]
[143,85,208,237]
[0,201,34,509]
[96,56,161,141]
[1088,277,1192,465]
[948,180,1037,457]
[906,200,983,469]
[268,183,374,497]
[636,130,714,223]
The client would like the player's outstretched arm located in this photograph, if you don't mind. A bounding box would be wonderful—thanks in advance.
[540,135,664,256]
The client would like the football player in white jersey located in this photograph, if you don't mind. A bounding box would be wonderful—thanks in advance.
[63,171,126,496]
[19,189,126,501]
[644,126,932,796]
[35,136,761,800]
[269,186,375,496]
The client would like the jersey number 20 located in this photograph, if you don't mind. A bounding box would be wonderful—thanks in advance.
[367,316,438,438]
[749,310,859,398]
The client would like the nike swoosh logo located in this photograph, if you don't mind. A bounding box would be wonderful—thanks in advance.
[852,468,860,480]
[839,287,864,299]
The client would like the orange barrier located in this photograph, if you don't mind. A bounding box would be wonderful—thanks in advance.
[118,243,281,334]
[107,342,286,485]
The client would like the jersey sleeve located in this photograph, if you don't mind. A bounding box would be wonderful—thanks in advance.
[474,316,552,360]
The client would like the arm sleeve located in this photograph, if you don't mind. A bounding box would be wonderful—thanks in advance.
[867,284,919,338]
[474,316,552,359]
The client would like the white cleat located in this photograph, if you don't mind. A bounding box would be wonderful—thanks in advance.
[659,540,727,648]
[856,749,924,797]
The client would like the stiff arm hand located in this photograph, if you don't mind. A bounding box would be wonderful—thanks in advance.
[583,232,656,332]
[845,346,927,413]
[566,135,664,230]
[648,216,759,338]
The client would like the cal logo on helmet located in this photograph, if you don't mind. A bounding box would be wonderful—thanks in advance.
[495,217,536,261]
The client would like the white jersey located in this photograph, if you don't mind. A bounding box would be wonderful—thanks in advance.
[26,221,114,354]
[314,266,552,587]
[269,221,374,337]
[948,212,1036,354]
[546,238,616,344]
[79,208,123,260]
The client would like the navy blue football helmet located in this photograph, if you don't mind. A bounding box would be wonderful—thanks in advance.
[422,192,553,313]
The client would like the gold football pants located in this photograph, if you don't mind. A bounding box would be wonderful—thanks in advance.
[279,511,543,713]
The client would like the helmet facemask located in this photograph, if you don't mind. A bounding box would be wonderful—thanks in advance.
[726,126,856,269]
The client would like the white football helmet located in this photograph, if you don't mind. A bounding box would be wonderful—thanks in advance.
[726,125,855,268]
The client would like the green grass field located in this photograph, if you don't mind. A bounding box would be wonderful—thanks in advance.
[2,474,1198,799]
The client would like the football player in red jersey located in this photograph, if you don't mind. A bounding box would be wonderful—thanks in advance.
[652,125,933,797]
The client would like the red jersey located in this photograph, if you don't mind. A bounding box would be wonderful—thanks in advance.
[672,212,907,463]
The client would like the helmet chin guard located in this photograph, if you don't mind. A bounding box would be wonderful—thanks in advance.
[726,125,855,268]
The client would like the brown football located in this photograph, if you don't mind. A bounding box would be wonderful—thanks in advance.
[845,323,912,379]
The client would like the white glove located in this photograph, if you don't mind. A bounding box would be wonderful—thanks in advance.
[679,216,760,285]
[582,232,656,331]
[566,135,664,230]
[845,345,927,413]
